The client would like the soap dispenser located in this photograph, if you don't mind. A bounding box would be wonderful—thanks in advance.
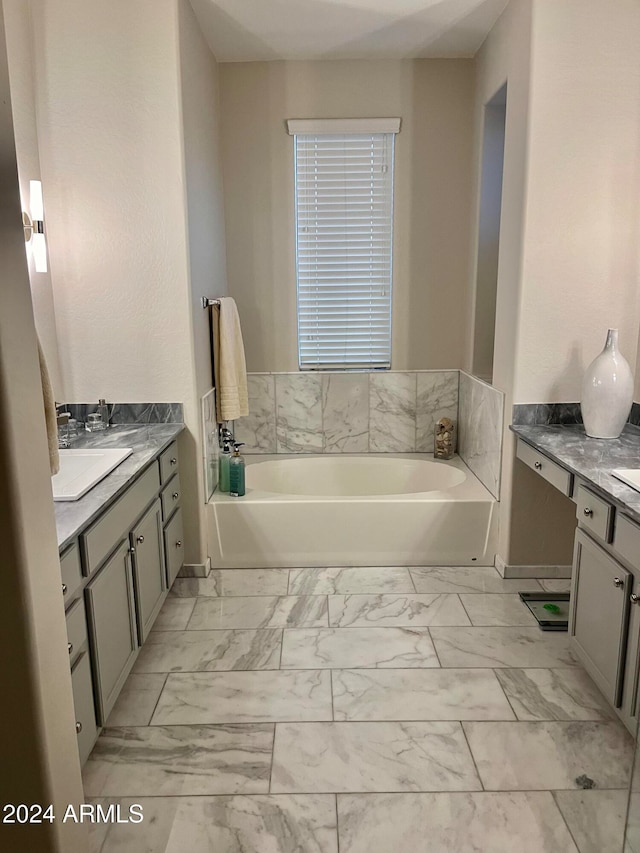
[218,437,232,493]
[229,442,246,497]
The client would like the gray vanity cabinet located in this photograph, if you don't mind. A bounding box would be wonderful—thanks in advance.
[85,539,138,724]
[164,507,184,588]
[130,498,166,644]
[71,651,99,765]
[570,529,631,707]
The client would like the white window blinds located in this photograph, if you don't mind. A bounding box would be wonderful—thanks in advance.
[292,123,397,369]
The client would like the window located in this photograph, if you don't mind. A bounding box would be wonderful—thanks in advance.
[288,118,400,370]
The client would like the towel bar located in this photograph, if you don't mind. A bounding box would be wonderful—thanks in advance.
[201,297,221,309]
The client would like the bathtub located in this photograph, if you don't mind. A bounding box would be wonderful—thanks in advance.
[208,453,497,568]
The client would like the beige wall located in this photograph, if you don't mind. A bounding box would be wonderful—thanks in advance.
[27,0,228,567]
[468,0,534,565]
[176,0,229,552]
[4,0,64,401]
[0,2,87,847]
[516,0,640,405]
[219,58,475,372]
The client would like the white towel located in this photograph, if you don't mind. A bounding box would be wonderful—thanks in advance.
[213,297,249,422]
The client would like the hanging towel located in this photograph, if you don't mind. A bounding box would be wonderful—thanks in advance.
[213,297,249,422]
[37,336,59,475]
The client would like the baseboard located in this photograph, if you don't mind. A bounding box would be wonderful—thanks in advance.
[495,555,572,579]
[178,556,211,579]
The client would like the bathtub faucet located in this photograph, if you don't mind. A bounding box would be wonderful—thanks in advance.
[218,424,234,449]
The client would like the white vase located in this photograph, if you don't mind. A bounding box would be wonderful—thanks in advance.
[580,329,634,439]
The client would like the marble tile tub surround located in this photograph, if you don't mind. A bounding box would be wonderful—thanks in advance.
[458,371,505,500]
[64,401,184,425]
[234,370,459,454]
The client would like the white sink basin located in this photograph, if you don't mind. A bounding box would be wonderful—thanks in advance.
[52,448,133,501]
[613,469,640,493]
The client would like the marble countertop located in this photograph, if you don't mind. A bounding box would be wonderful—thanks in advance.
[511,423,640,525]
[55,423,184,551]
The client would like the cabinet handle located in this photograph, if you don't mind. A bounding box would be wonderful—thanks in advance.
[172,492,179,500]
[67,642,73,656]
[176,540,182,548]
[136,535,145,544]
[170,458,177,466]
[631,594,640,605]
[583,508,593,517]
[129,547,136,555]
[534,461,542,470]
[75,721,82,734]
[61,583,67,595]
[614,577,624,588]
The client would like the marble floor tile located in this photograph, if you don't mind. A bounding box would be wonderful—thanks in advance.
[332,668,515,721]
[495,668,615,721]
[463,721,633,790]
[337,792,579,853]
[132,629,282,673]
[288,566,415,595]
[187,595,328,630]
[539,579,573,593]
[554,790,629,853]
[151,670,333,725]
[82,724,274,796]
[459,594,539,627]
[280,627,439,669]
[88,795,338,853]
[153,597,196,631]
[271,721,481,793]
[430,627,579,668]
[106,674,167,726]
[171,569,290,598]
[410,566,543,594]
[328,593,469,627]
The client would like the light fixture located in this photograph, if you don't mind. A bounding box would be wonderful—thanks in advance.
[23,179,47,273]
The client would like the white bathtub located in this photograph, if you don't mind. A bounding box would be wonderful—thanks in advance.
[207,454,497,568]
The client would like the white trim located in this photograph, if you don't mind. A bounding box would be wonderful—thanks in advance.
[495,555,572,579]
[287,118,401,136]
[177,557,211,579]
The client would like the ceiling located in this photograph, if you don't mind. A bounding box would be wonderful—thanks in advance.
[189,0,512,62]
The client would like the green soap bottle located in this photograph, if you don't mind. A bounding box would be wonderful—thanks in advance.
[229,442,246,497]
[218,438,232,493]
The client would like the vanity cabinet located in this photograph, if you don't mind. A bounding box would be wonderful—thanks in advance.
[59,437,184,749]
[516,435,640,734]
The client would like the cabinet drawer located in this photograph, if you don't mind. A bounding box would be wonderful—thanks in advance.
[576,485,614,543]
[159,442,179,485]
[60,543,82,607]
[70,651,98,767]
[164,508,184,588]
[161,472,181,521]
[516,440,573,496]
[81,464,160,575]
[613,513,640,569]
[65,596,88,666]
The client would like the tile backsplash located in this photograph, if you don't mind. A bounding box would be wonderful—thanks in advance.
[234,371,461,455]
[458,372,504,500]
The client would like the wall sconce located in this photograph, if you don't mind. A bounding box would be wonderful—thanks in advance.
[23,179,47,273]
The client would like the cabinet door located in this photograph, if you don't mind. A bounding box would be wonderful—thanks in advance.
[570,530,631,707]
[621,582,640,734]
[71,651,98,766]
[130,499,166,644]
[85,539,138,724]
[164,508,184,589]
